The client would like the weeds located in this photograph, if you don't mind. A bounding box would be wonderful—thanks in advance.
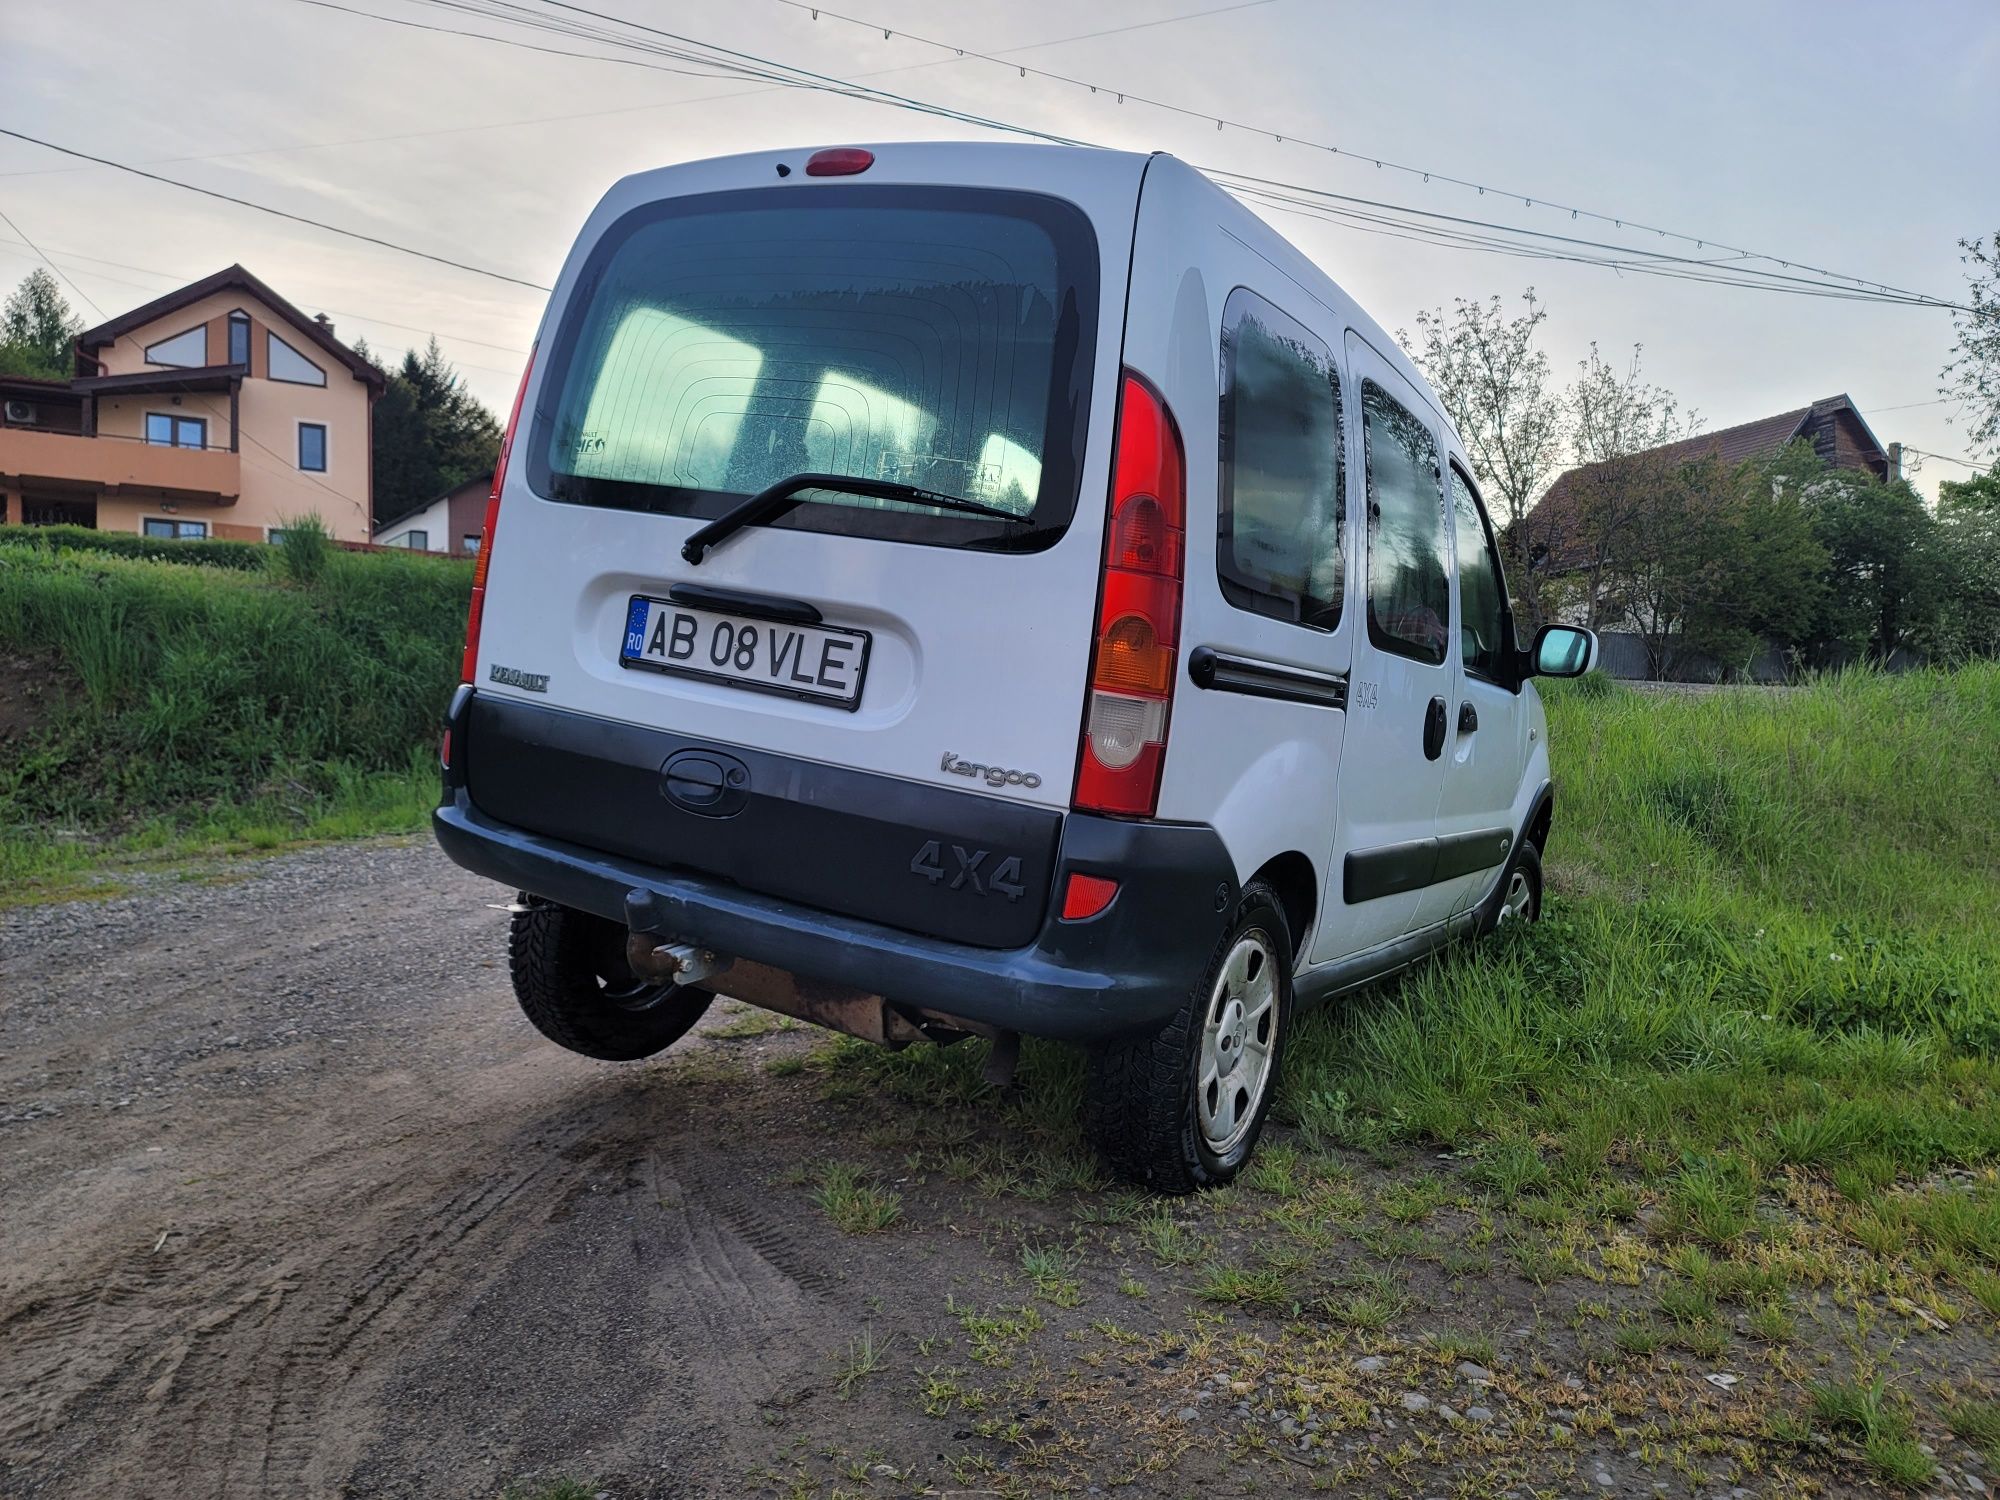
[812,1164,902,1234]
[1807,1372,1936,1487]
[834,1324,890,1398]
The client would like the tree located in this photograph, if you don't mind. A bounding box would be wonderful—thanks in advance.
[1594,451,1824,680]
[1538,343,1701,630]
[368,336,502,526]
[1402,289,1563,627]
[0,269,83,379]
[1927,466,2000,660]
[1943,231,2000,461]
[1686,452,1826,674]
[1775,446,1944,663]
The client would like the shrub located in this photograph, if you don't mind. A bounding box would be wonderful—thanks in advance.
[273,512,332,585]
[0,522,266,571]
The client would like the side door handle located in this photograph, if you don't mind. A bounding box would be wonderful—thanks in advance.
[1423,696,1448,761]
[1458,700,1478,733]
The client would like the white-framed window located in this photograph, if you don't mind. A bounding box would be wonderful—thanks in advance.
[143,517,208,539]
[145,412,207,449]
[298,421,328,472]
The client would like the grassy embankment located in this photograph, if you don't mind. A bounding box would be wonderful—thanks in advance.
[0,523,466,902]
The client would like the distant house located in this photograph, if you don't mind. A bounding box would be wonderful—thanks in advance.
[0,265,384,543]
[1531,393,1899,576]
[372,473,492,554]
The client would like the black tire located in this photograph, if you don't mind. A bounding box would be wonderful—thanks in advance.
[507,896,713,1061]
[1493,840,1543,930]
[1084,880,1293,1194]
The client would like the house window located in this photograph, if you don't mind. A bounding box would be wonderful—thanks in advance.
[1361,380,1450,666]
[267,529,288,545]
[143,518,209,539]
[1216,288,1345,629]
[298,422,328,472]
[462,534,481,554]
[145,412,208,449]
[404,530,429,550]
[228,312,251,367]
[142,324,208,367]
[267,331,327,386]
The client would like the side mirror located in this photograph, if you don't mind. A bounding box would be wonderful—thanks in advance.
[1529,624,1597,678]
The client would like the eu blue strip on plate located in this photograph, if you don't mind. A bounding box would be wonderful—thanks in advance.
[622,596,650,658]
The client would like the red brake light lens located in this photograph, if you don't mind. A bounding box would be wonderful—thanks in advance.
[462,345,534,683]
[1075,372,1185,818]
[805,148,874,177]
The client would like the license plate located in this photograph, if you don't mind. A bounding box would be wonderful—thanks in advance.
[619,596,871,710]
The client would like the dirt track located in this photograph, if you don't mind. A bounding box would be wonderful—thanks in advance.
[0,840,912,1499]
[9,840,1998,1499]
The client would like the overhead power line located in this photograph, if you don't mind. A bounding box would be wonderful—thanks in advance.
[755,0,1948,307]
[2,2,1964,322]
[0,204,104,317]
[469,0,1965,311]
[0,126,549,292]
[1905,447,1992,473]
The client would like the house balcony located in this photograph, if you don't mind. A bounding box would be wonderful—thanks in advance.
[0,426,241,506]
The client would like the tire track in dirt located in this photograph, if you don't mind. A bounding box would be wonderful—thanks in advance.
[0,842,878,1498]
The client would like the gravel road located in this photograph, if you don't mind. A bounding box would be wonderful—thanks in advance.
[0,839,885,1499]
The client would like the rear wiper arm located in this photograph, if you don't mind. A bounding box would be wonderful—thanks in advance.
[681,471,1029,565]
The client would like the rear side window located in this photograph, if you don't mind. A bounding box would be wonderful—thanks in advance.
[1449,465,1512,683]
[1216,289,1344,628]
[1361,381,1450,665]
[530,185,1099,553]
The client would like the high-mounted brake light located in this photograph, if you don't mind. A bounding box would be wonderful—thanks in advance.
[1075,372,1185,818]
[805,148,874,177]
[461,344,535,684]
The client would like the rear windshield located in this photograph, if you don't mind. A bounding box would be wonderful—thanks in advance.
[528,184,1100,552]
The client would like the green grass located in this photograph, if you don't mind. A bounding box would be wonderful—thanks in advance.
[1946,1397,2000,1463]
[0,528,469,897]
[1808,1372,1937,1487]
[811,1162,903,1233]
[1280,668,2000,1289]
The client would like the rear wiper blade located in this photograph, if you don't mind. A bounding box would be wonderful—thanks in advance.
[681,471,1029,565]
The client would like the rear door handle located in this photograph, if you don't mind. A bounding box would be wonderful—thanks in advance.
[1423,696,1447,760]
[1458,700,1478,733]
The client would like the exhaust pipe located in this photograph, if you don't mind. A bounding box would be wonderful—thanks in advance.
[625,929,999,1051]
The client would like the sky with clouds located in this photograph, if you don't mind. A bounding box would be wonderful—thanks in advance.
[2,0,1994,498]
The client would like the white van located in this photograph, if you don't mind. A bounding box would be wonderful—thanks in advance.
[435,142,1597,1191]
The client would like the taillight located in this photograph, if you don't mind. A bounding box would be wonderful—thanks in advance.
[1075,372,1184,817]
[462,345,534,684]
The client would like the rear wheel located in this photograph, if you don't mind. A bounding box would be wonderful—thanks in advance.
[1494,841,1542,929]
[508,896,713,1061]
[1084,881,1292,1193]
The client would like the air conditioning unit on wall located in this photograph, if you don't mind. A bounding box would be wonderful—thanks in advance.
[3,400,37,424]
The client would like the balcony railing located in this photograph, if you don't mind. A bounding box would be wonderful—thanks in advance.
[0,426,241,502]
